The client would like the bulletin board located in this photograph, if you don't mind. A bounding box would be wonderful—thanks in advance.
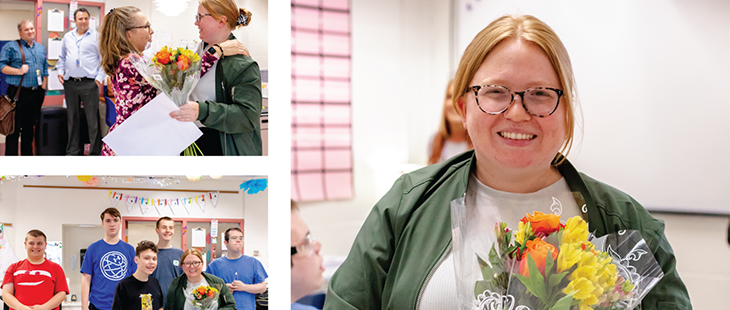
[33,0,105,105]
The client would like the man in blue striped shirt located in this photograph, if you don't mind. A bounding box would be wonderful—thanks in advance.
[57,8,105,156]
[0,19,48,156]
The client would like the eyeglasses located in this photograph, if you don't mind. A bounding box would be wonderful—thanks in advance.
[182,261,202,268]
[228,236,243,241]
[127,24,152,33]
[195,13,213,23]
[290,233,316,256]
[469,85,564,117]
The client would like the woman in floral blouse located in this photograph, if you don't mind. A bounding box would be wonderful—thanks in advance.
[98,6,246,156]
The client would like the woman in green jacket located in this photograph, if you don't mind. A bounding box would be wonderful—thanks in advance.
[325,15,691,310]
[165,249,236,310]
[170,0,262,156]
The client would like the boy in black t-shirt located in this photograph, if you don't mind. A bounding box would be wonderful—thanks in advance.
[111,240,164,310]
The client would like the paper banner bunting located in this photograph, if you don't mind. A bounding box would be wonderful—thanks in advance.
[169,198,178,215]
[140,198,150,214]
[182,197,192,214]
[153,199,163,215]
[208,191,219,207]
[195,195,205,212]
[125,195,138,213]
[109,191,122,207]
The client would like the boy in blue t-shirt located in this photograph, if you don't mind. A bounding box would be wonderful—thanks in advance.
[80,207,136,310]
[150,216,184,301]
[206,227,267,310]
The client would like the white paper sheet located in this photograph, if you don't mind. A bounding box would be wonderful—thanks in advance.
[192,228,206,247]
[102,93,203,155]
[48,10,65,32]
[46,241,63,266]
[48,69,63,90]
[47,39,62,60]
[90,16,97,30]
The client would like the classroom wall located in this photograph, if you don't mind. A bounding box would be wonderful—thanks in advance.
[0,3,34,41]
[0,176,268,298]
[298,0,451,256]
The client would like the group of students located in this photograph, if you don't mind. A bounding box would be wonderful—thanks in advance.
[1,207,267,310]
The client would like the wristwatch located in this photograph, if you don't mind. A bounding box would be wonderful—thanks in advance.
[207,45,217,56]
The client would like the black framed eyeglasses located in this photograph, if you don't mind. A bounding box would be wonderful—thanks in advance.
[291,233,316,256]
[469,84,564,117]
[127,24,152,33]
[181,261,202,268]
[195,13,213,23]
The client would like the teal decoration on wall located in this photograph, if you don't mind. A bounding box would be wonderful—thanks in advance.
[240,178,267,194]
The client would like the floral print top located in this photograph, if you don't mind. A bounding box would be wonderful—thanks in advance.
[101,51,217,156]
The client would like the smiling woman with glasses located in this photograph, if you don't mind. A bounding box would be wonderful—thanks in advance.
[324,14,691,310]
[168,0,264,156]
[164,249,236,310]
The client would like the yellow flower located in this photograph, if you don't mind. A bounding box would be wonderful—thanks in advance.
[562,216,589,245]
[563,277,595,300]
[557,243,582,272]
[515,220,527,245]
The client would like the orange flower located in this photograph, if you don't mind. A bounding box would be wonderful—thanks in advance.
[177,54,191,71]
[155,50,172,65]
[520,211,562,235]
[207,290,214,297]
[520,238,558,277]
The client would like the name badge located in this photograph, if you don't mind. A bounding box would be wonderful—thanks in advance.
[36,69,42,86]
[76,59,81,67]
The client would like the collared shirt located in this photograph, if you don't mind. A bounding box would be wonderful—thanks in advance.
[0,39,48,87]
[56,29,105,81]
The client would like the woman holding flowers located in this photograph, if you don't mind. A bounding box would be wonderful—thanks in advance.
[98,6,247,156]
[165,249,235,310]
[324,15,691,310]
[168,0,262,156]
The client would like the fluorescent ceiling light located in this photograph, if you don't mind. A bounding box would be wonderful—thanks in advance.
[154,0,190,17]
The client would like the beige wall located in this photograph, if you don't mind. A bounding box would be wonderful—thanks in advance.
[0,3,34,41]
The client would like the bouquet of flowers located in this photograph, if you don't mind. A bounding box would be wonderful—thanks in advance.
[451,198,665,310]
[129,44,204,155]
[190,284,220,310]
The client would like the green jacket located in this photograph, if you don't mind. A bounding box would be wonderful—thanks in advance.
[165,272,237,310]
[196,34,262,156]
[324,151,691,310]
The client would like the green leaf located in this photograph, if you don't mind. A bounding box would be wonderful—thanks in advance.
[488,244,504,272]
[549,292,575,310]
[514,254,547,299]
[548,271,569,288]
[477,254,495,282]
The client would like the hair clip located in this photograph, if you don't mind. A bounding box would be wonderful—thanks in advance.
[236,13,248,26]
[109,8,115,14]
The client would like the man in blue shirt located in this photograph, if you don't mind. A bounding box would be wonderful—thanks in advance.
[56,8,105,155]
[0,19,48,156]
[80,207,136,310]
[206,227,267,310]
[150,216,183,301]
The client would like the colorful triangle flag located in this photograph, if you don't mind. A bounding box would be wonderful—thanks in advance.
[209,191,219,207]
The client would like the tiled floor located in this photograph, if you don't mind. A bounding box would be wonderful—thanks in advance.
[651,213,730,309]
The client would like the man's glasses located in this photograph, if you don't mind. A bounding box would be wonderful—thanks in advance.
[469,84,564,117]
[182,261,202,268]
[228,236,243,241]
[127,24,152,33]
[195,13,213,23]
[291,233,316,256]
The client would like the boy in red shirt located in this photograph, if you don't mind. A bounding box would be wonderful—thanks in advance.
[2,229,68,310]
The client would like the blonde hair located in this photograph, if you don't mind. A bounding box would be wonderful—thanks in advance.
[181,248,204,264]
[452,15,579,164]
[428,80,472,165]
[200,0,252,30]
[99,6,142,76]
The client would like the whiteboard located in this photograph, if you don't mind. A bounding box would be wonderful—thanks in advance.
[455,0,729,214]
